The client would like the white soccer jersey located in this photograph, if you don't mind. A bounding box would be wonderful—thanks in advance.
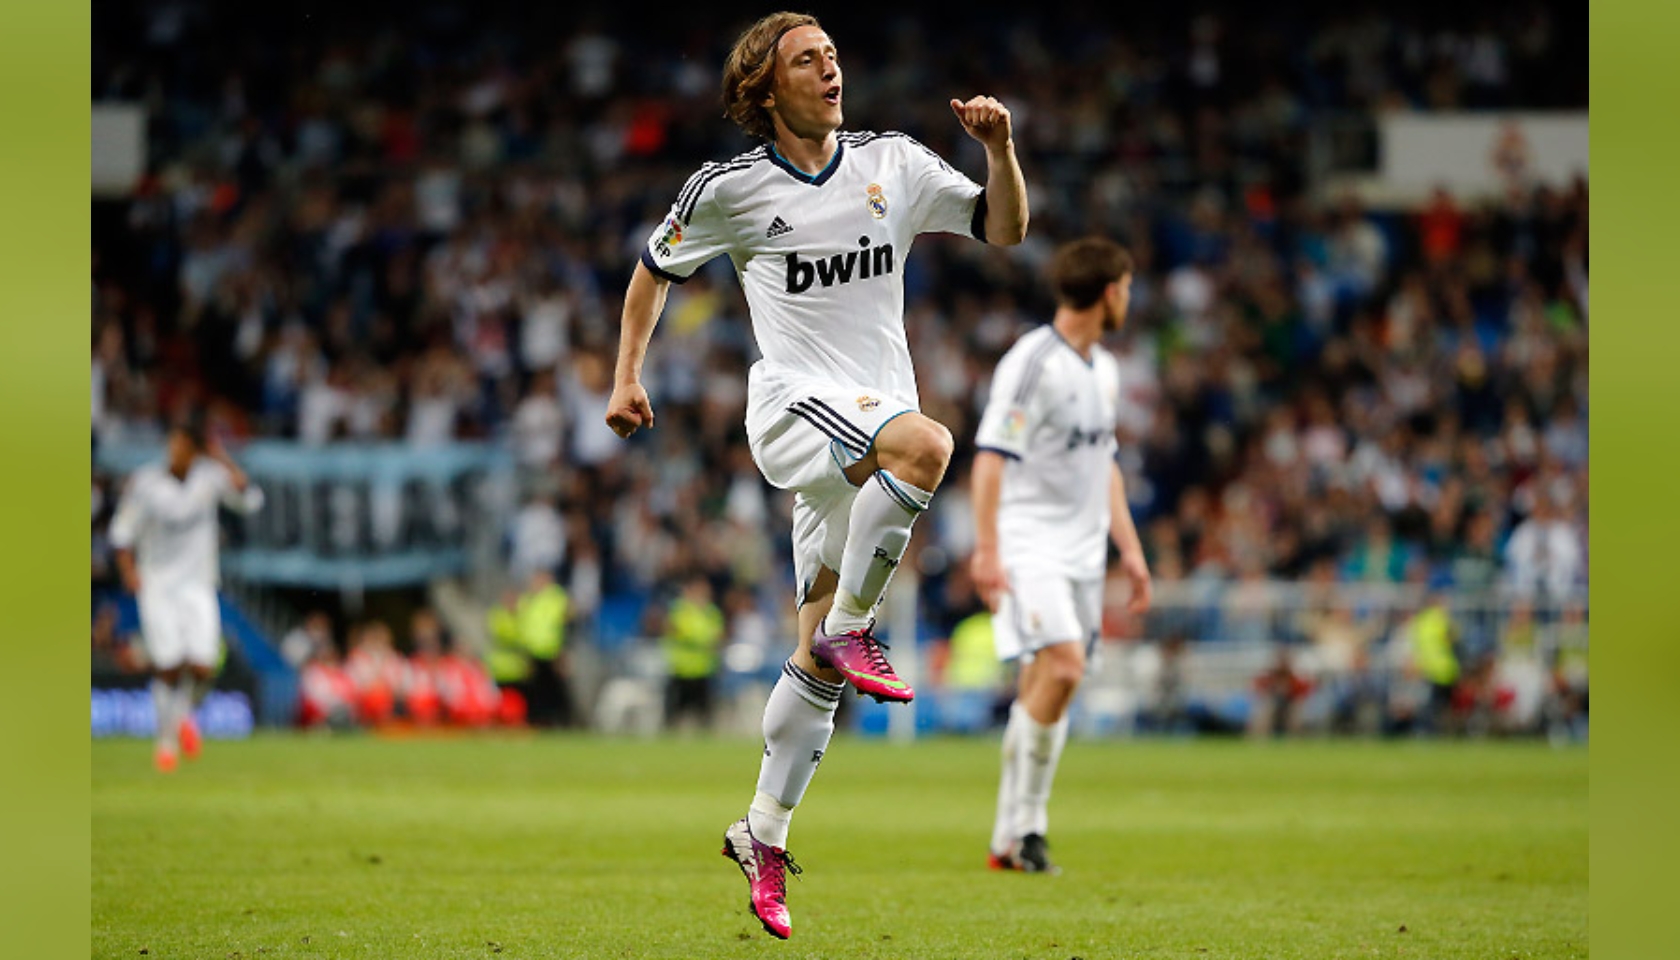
[974,325,1122,580]
[109,460,264,591]
[642,132,986,409]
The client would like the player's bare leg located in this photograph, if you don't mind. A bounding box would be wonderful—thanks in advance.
[1010,641,1083,873]
[1019,641,1085,725]
[790,568,845,685]
[811,413,952,702]
[847,412,954,492]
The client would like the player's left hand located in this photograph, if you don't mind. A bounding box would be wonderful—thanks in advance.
[1120,551,1153,615]
[950,96,1013,151]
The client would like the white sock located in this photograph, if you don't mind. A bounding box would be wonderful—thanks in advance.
[829,470,933,633]
[991,702,1029,856]
[749,792,794,852]
[175,676,200,728]
[188,672,215,708]
[749,660,842,849]
[1019,711,1070,838]
[151,678,178,750]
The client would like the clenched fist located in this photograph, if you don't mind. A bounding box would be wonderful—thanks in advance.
[605,382,655,438]
[950,95,1013,151]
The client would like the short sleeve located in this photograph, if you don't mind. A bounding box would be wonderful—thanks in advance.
[108,475,147,549]
[640,165,739,284]
[973,344,1038,460]
[899,135,985,241]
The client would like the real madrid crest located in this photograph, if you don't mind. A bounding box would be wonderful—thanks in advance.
[866,183,888,219]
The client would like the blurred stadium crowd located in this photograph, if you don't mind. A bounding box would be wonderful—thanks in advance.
[91,1,1586,735]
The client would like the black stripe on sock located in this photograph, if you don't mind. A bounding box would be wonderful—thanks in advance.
[874,470,924,514]
[784,660,843,703]
[785,659,843,694]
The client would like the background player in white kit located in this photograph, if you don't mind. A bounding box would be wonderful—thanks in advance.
[110,418,264,772]
[969,238,1153,874]
[604,11,1027,940]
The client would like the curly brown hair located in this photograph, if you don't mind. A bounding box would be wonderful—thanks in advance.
[721,12,821,142]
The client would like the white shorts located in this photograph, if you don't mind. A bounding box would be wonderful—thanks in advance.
[745,366,916,604]
[138,583,222,670]
[993,572,1103,663]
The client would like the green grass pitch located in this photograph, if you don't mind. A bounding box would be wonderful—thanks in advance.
[93,734,1586,959]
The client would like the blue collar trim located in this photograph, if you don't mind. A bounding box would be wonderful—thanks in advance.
[768,140,844,185]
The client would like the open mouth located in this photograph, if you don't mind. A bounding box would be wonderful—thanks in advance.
[824,86,841,106]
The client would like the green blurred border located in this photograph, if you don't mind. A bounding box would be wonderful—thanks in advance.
[0,2,1638,958]
[0,2,90,959]
[1593,2,1677,959]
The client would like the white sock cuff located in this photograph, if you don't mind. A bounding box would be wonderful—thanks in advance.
[749,791,796,849]
[783,660,844,708]
[873,469,933,514]
[752,790,795,818]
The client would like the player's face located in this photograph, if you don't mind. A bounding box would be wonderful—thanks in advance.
[1103,273,1134,331]
[166,430,198,475]
[766,26,842,138]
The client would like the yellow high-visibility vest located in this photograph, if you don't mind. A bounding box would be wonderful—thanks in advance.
[518,584,569,662]
[947,612,1002,691]
[1410,605,1459,686]
[663,598,724,680]
[486,606,532,684]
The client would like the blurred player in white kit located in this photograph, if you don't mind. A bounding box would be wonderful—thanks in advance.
[970,237,1153,873]
[110,416,264,771]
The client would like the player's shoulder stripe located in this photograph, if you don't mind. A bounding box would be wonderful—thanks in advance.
[837,129,907,145]
[674,146,771,223]
[675,155,764,223]
[841,130,955,173]
[1012,330,1061,405]
[836,129,888,145]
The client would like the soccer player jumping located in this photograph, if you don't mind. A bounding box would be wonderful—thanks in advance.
[970,238,1153,874]
[110,417,264,772]
[605,11,1027,939]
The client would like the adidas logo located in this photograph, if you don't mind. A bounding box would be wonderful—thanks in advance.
[766,216,793,238]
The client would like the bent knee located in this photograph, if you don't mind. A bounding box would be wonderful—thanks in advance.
[877,416,953,485]
[1041,644,1087,689]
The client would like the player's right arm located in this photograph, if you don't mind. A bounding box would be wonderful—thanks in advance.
[606,166,735,438]
[969,450,1009,611]
[109,474,147,594]
[968,344,1034,611]
[605,260,670,438]
[115,549,141,595]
